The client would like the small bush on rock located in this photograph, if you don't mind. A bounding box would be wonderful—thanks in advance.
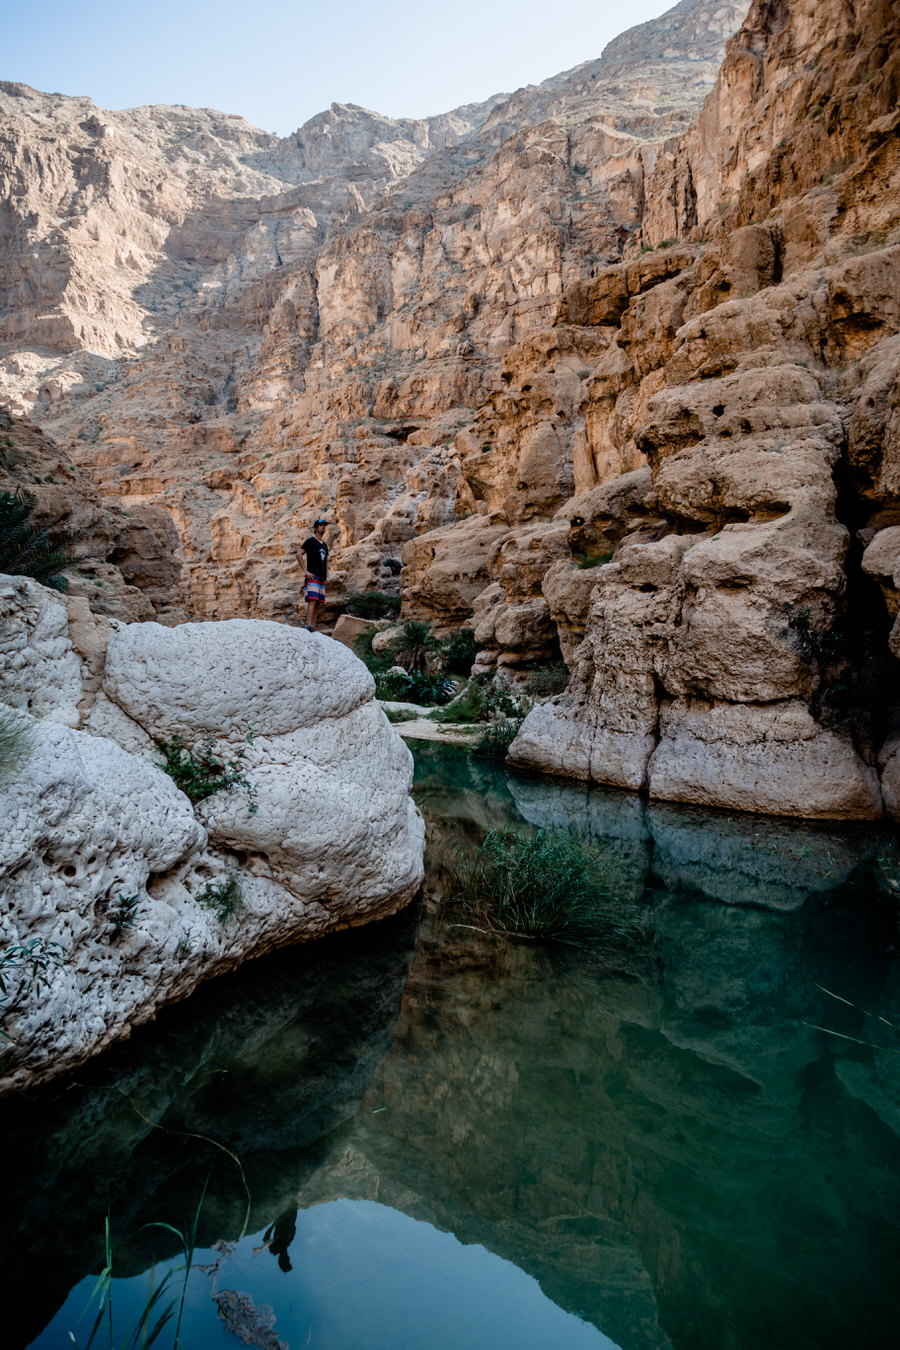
[1,936,68,1051]
[108,893,139,941]
[346,591,402,620]
[483,684,528,719]
[157,730,258,813]
[196,873,244,924]
[475,717,523,760]
[524,664,570,697]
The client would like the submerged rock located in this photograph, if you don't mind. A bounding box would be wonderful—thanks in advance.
[0,576,424,1095]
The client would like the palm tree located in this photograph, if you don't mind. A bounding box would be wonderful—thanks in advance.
[391,619,440,673]
[0,489,76,591]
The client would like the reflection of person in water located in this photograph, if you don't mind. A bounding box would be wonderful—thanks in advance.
[263,1206,298,1272]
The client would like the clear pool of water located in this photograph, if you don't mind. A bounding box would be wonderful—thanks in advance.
[5,743,900,1350]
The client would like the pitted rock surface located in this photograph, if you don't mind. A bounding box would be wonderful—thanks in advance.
[0,579,424,1094]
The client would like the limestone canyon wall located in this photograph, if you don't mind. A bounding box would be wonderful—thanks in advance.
[0,0,748,619]
[3,0,900,817]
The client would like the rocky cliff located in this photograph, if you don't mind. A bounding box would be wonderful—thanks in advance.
[0,0,748,619]
[507,0,900,818]
[3,0,900,818]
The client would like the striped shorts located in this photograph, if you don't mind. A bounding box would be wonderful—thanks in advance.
[304,577,326,604]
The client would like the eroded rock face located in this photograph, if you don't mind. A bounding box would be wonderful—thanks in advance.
[3,0,900,819]
[0,1,747,625]
[506,0,900,819]
[0,577,424,1094]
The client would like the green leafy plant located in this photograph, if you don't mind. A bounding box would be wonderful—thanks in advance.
[1,936,68,1046]
[475,717,524,760]
[195,873,244,924]
[575,549,615,569]
[483,684,528,720]
[441,826,643,947]
[400,670,456,706]
[109,893,139,941]
[374,668,412,700]
[431,680,486,724]
[782,605,845,665]
[156,730,258,814]
[345,590,402,619]
[0,488,77,590]
[174,932,195,959]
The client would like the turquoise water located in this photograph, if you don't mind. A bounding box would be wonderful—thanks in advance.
[5,743,900,1350]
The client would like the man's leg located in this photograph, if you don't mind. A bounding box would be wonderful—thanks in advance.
[306,598,318,630]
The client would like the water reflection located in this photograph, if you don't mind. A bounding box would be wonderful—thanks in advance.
[412,740,885,911]
[5,745,900,1350]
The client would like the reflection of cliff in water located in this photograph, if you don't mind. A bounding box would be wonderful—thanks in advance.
[5,745,900,1350]
[0,909,420,1349]
[412,740,886,911]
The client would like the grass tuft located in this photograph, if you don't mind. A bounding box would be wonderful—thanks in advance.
[345,591,401,620]
[0,704,33,781]
[441,826,643,948]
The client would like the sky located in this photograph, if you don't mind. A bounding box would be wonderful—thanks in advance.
[3,0,676,137]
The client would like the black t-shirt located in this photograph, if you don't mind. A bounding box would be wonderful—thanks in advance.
[302,536,328,581]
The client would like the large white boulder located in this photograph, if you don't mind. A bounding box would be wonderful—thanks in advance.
[0,586,425,1093]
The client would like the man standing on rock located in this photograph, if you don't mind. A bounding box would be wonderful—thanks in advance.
[297,518,329,632]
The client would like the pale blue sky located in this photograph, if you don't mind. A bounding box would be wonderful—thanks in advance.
[3,0,674,136]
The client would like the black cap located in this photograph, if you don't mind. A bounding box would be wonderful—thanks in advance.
[314,518,329,526]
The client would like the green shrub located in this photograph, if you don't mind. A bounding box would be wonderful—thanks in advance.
[195,873,244,924]
[441,826,642,947]
[108,893,139,941]
[384,707,425,723]
[374,668,411,700]
[345,590,402,619]
[0,488,77,590]
[475,717,523,760]
[575,550,615,569]
[0,705,32,781]
[1,936,68,1046]
[524,664,570,697]
[431,680,486,723]
[401,670,455,705]
[353,629,392,677]
[156,730,257,813]
[483,684,528,719]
